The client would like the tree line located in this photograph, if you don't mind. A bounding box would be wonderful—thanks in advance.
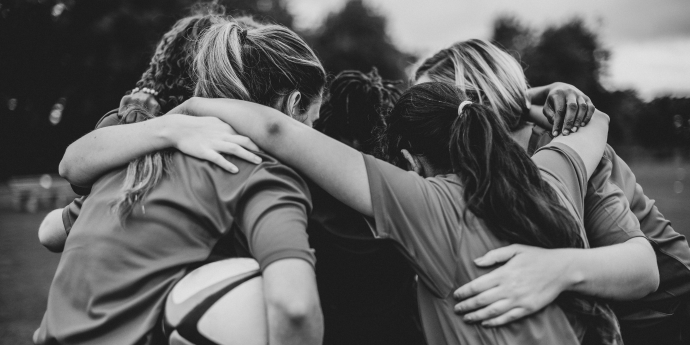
[0,0,687,178]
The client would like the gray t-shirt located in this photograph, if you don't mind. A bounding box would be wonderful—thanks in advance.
[36,152,314,345]
[362,142,605,345]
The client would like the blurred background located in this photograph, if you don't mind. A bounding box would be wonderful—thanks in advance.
[0,0,688,343]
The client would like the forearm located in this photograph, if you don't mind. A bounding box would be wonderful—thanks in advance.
[182,98,373,216]
[526,84,552,105]
[527,105,552,129]
[263,259,323,345]
[562,237,659,300]
[59,117,173,186]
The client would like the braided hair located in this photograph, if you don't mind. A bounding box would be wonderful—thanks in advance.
[131,4,264,114]
[132,12,223,113]
[314,68,401,155]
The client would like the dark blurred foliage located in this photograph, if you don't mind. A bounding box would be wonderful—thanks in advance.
[492,15,690,155]
[0,0,295,178]
[305,0,414,81]
[1,2,687,178]
[0,0,413,179]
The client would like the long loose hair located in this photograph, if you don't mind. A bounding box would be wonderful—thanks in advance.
[415,39,530,131]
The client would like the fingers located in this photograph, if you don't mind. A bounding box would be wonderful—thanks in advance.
[224,134,261,152]
[455,287,504,315]
[205,151,239,173]
[454,272,500,301]
[461,298,513,324]
[571,97,588,132]
[583,99,596,125]
[549,95,566,137]
[561,94,578,135]
[473,244,521,267]
[216,141,262,165]
[481,307,531,327]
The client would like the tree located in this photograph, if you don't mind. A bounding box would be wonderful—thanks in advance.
[0,0,295,178]
[306,0,413,81]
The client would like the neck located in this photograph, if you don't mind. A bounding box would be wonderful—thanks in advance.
[509,122,533,152]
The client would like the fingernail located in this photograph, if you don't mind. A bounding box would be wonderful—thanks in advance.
[563,129,570,135]
[230,167,238,173]
[552,131,559,136]
[572,127,578,132]
[474,257,485,265]
[254,157,262,164]
[463,315,473,322]
[481,321,492,327]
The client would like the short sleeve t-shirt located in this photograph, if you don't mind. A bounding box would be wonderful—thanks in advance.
[529,125,690,324]
[361,143,594,345]
[37,151,313,345]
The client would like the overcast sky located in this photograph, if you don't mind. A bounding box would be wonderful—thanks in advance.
[287,0,690,99]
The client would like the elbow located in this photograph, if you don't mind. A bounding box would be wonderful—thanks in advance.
[58,144,76,181]
[58,156,69,180]
[267,293,321,327]
[592,110,610,124]
[631,239,661,298]
[38,227,63,253]
[641,253,660,297]
[38,233,63,253]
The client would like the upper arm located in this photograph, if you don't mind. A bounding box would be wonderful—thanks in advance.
[550,110,609,179]
[584,156,645,247]
[264,117,373,217]
[234,163,315,271]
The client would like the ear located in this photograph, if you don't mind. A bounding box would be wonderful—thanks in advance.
[286,91,302,118]
[401,149,423,176]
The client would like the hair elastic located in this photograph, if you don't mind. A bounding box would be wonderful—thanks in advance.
[458,100,472,115]
[131,87,159,96]
[239,29,248,45]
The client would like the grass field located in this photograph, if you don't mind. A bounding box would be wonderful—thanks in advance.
[0,160,688,344]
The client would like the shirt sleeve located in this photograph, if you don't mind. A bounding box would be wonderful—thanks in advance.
[70,109,121,195]
[361,153,458,295]
[61,196,85,236]
[582,148,644,247]
[533,142,588,220]
[94,109,121,129]
[232,161,315,271]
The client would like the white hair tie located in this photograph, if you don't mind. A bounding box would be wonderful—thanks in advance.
[458,101,473,115]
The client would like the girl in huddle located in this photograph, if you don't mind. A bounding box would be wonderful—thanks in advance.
[309,69,424,345]
[35,20,326,345]
[417,39,687,345]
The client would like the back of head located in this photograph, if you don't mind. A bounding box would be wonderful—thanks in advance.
[383,82,619,342]
[116,20,326,221]
[193,21,326,119]
[314,68,401,155]
[384,81,581,250]
[135,7,228,113]
[415,39,529,131]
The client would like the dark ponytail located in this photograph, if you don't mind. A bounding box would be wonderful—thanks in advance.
[450,100,583,249]
[383,82,621,345]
